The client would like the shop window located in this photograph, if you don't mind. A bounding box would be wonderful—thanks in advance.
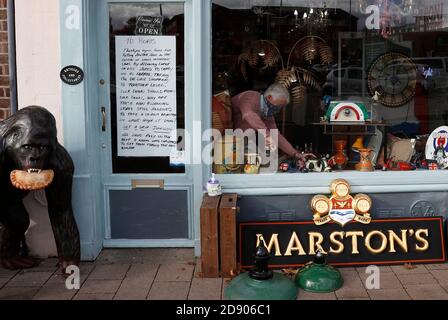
[211,0,448,175]
[109,3,185,174]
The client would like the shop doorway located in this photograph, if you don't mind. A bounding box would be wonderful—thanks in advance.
[96,0,195,247]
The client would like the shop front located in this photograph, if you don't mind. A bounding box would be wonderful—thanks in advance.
[58,0,448,264]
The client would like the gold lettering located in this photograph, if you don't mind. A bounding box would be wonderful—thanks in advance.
[329,231,344,254]
[415,229,429,252]
[365,230,388,254]
[308,232,327,255]
[255,233,282,256]
[345,231,364,254]
[388,230,408,253]
[284,231,306,256]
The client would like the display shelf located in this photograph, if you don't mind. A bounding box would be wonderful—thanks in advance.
[313,121,391,167]
[312,121,390,135]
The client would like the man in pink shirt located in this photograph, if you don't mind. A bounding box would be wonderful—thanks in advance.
[231,83,308,162]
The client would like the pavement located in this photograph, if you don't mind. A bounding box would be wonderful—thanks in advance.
[0,248,448,300]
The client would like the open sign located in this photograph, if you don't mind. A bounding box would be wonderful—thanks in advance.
[135,16,162,36]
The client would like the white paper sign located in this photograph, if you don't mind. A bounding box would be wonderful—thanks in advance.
[115,35,177,157]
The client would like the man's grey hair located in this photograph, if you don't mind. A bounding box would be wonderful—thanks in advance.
[264,83,290,105]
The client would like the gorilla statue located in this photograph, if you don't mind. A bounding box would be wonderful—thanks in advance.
[0,106,80,273]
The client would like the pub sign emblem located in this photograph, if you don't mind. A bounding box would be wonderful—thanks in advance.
[311,179,372,226]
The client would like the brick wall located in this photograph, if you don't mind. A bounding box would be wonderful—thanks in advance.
[0,0,9,121]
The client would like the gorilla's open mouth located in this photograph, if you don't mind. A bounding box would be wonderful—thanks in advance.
[10,169,55,190]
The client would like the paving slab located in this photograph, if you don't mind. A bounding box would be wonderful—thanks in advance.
[32,283,77,300]
[356,265,393,274]
[297,290,337,300]
[141,248,195,263]
[367,289,410,300]
[96,249,145,264]
[425,263,448,270]
[46,263,95,287]
[391,264,429,275]
[442,284,448,294]
[125,263,159,279]
[97,249,194,265]
[22,258,59,273]
[77,279,122,294]
[358,271,403,290]
[0,268,19,279]
[147,281,190,300]
[0,277,9,288]
[397,273,438,286]
[114,276,154,300]
[335,272,369,299]
[0,287,39,300]
[5,271,53,287]
[335,287,369,299]
[154,263,194,282]
[430,269,448,285]
[88,264,130,280]
[405,284,448,300]
[188,277,222,300]
[74,293,115,300]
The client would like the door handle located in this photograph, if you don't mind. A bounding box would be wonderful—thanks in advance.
[101,107,106,132]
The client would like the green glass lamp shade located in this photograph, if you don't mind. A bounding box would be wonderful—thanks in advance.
[225,272,298,300]
[295,252,343,293]
[225,239,298,300]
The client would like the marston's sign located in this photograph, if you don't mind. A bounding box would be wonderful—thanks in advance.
[239,217,446,268]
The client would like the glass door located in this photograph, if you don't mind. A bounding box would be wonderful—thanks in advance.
[96,0,193,246]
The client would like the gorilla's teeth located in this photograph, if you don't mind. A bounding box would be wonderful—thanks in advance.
[27,169,41,174]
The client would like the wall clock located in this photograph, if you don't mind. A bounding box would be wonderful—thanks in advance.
[367,52,417,108]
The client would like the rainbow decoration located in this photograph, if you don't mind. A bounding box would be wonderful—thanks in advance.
[326,101,370,123]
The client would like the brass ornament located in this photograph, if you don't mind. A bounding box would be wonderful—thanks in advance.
[311,179,372,226]
[288,36,334,66]
[275,67,321,107]
[238,40,283,81]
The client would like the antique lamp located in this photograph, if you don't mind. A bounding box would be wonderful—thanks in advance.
[224,240,298,300]
[295,250,343,293]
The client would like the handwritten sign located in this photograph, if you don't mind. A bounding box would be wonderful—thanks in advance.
[135,16,162,35]
[115,36,177,157]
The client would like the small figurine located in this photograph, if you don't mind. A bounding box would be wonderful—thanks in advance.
[295,151,316,173]
[306,155,332,172]
[433,139,448,169]
[279,162,289,172]
[207,173,222,196]
[372,90,381,102]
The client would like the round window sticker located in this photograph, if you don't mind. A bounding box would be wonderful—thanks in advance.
[60,65,84,85]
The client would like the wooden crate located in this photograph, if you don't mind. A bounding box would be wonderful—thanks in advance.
[200,194,221,277]
[219,193,238,277]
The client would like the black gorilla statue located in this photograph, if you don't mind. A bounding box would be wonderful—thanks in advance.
[0,106,80,272]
